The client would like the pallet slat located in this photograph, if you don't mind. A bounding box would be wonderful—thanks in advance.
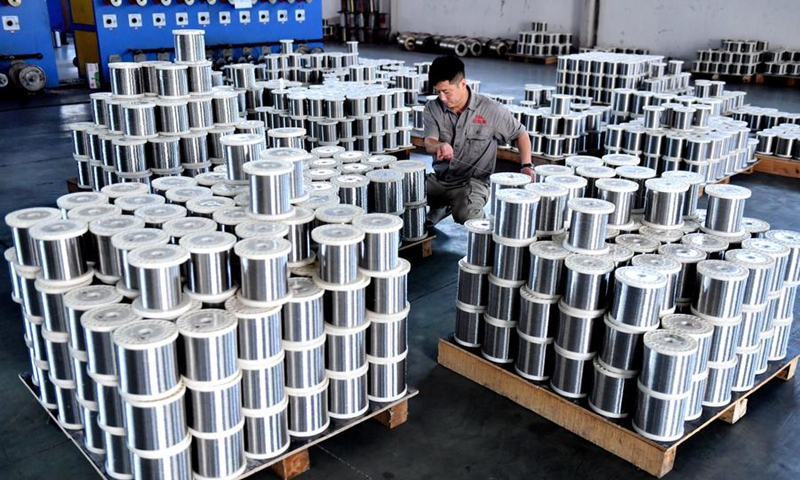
[437,336,798,478]
[754,154,800,178]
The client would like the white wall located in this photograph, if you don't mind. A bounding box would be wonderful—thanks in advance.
[395,0,583,39]
[322,0,339,21]
[596,0,800,60]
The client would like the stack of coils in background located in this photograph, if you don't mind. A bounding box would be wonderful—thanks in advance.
[692,39,768,76]
[451,163,799,440]
[750,121,800,161]
[555,52,666,104]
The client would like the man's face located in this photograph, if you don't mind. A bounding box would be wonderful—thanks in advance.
[434,78,467,110]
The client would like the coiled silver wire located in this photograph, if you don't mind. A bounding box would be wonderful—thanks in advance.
[282,278,324,344]
[234,238,291,306]
[555,302,603,355]
[524,183,568,235]
[491,236,528,282]
[609,266,666,328]
[454,301,485,347]
[28,219,89,281]
[598,314,647,374]
[286,379,330,438]
[486,275,524,322]
[366,169,404,214]
[312,224,365,285]
[239,353,285,411]
[113,319,181,399]
[550,344,594,399]
[325,322,369,373]
[187,95,214,130]
[366,260,410,315]
[185,61,212,94]
[465,219,494,267]
[173,29,206,63]
[661,171,704,219]
[353,214,403,272]
[244,160,293,218]
[177,309,238,384]
[692,260,749,319]
[81,304,139,378]
[643,179,688,230]
[122,101,157,138]
[763,229,800,284]
[490,172,532,217]
[563,255,615,312]
[127,244,189,312]
[703,184,751,235]
[703,359,737,407]
[596,178,638,228]
[724,249,775,307]
[481,315,516,364]
[190,426,246,480]
[589,357,636,418]
[225,296,281,361]
[515,331,554,381]
[147,137,181,171]
[640,330,697,395]
[658,244,706,306]
[156,64,190,98]
[109,62,142,97]
[402,202,427,242]
[220,134,265,182]
[155,99,190,136]
[284,335,326,389]
[212,91,241,126]
[630,254,681,315]
[113,137,148,173]
[527,241,570,296]
[64,285,123,354]
[327,365,369,420]
[633,383,689,442]
[564,199,615,253]
[390,160,427,204]
[494,189,540,241]
[243,398,290,459]
[332,175,369,211]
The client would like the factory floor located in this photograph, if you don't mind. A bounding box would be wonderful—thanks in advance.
[1,44,798,480]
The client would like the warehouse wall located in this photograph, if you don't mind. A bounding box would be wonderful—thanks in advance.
[322,0,339,20]
[394,0,582,40]
[596,0,800,60]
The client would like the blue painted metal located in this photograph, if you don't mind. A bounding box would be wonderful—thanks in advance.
[46,0,66,32]
[0,1,60,88]
[75,1,323,83]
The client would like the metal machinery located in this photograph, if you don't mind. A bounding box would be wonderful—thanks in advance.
[70,0,323,84]
[0,0,60,91]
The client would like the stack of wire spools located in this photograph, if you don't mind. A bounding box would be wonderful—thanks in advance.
[5,31,418,480]
[453,154,798,442]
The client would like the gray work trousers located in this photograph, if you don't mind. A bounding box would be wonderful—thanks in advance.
[426,174,489,224]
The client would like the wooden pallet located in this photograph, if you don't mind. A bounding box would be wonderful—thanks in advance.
[690,71,756,84]
[66,177,90,193]
[384,145,416,160]
[753,154,800,178]
[19,374,417,480]
[437,336,798,478]
[399,234,435,261]
[506,53,559,65]
[755,74,800,88]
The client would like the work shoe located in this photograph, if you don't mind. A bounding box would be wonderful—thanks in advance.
[425,206,451,229]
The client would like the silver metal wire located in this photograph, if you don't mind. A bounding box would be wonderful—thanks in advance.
[633,384,688,442]
[147,137,181,171]
[109,62,142,97]
[597,178,638,228]
[563,255,614,312]
[402,202,427,242]
[526,241,569,296]
[235,238,291,306]
[465,219,494,267]
[156,64,189,98]
[703,360,737,407]
[486,275,525,322]
[155,99,190,135]
[282,278,324,343]
[29,219,89,281]
[221,134,265,182]
[589,358,636,418]
[640,330,697,395]
[327,367,369,419]
[454,301,485,347]
[481,315,516,364]
[515,332,553,381]
[240,355,285,410]
[565,199,614,253]
[366,261,409,315]
[286,380,330,437]
[494,189,539,241]
[703,185,751,235]
[245,160,293,218]
[177,309,238,383]
[174,29,206,63]
[243,400,290,459]
[312,225,364,285]
[113,319,181,399]
[326,323,368,372]
[491,237,529,282]
[556,303,603,355]
[609,266,666,328]
[693,260,749,319]
[353,214,402,272]
[122,101,157,138]
[366,169,404,214]
[550,344,594,399]
[457,258,490,307]
[113,137,148,173]
[643,179,688,230]
[190,426,246,480]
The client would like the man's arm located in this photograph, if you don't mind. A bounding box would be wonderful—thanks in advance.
[516,133,534,180]
[425,136,454,162]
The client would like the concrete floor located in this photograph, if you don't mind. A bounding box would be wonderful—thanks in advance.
[1,44,799,480]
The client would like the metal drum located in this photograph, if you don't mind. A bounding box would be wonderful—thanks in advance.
[368,351,408,402]
[327,363,369,420]
[243,396,290,459]
[563,255,614,312]
[643,178,688,230]
[550,344,594,399]
[286,378,330,438]
[235,237,291,307]
[127,244,192,318]
[589,357,636,419]
[354,214,403,272]
[524,183,568,236]
[113,319,181,400]
[515,331,554,381]
[313,224,364,285]
[692,260,749,320]
[176,309,238,383]
[318,273,370,328]
[123,384,188,451]
[564,199,615,254]
[702,184,751,236]
[239,352,286,411]
[282,278,324,343]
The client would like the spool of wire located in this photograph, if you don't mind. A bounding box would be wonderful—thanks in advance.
[527,241,570,297]
[122,101,157,138]
[29,219,89,281]
[763,230,800,284]
[268,127,307,149]
[556,301,604,355]
[109,62,142,97]
[243,394,290,459]
[731,344,760,392]
[454,300,485,348]
[524,183,568,236]
[220,133,265,183]
[127,244,191,317]
[134,203,188,229]
[609,266,666,328]
[365,259,410,315]
[113,319,180,399]
[491,235,530,282]
[692,260,749,319]
[564,198,615,254]
[331,175,369,211]
[486,274,525,322]
[185,61,213,95]
[177,309,238,383]
[657,244,705,306]
[64,285,123,354]
[681,232,729,260]
[147,136,181,171]
[589,357,637,418]
[390,160,427,204]
[633,381,690,442]
[312,224,364,285]
[597,313,648,374]
[212,91,241,126]
[742,238,790,294]
[155,99,190,136]
[353,214,403,272]
[515,330,554,381]
[239,351,286,414]
[285,376,329,438]
[113,137,148,173]
[81,304,139,379]
[366,169,404,214]
[643,178,688,230]
[180,231,237,303]
[110,227,169,296]
[661,171,704,219]
[261,147,310,202]
[174,29,206,63]
[494,189,540,241]
[703,358,737,407]
[741,217,770,239]
[724,249,775,307]
[235,238,291,307]
[702,184,751,236]
[575,165,615,198]
[563,255,615,312]
[327,363,369,420]
[629,254,681,315]
[482,314,517,364]
[243,160,293,219]
[225,296,281,362]
[639,330,697,395]
[596,178,638,229]
[550,344,594,399]
[464,219,494,267]
[489,172,530,217]
[282,278,324,345]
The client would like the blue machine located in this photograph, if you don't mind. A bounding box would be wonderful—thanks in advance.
[71,0,323,84]
[0,0,60,90]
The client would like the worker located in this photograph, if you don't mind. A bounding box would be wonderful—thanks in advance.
[423,55,533,228]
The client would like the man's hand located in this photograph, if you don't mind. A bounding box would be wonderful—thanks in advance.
[521,166,535,181]
[436,142,454,162]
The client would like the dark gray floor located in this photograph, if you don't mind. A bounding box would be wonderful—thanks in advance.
[1,44,799,480]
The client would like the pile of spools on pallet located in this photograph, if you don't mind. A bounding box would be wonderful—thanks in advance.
[5,37,417,480]
[453,155,799,442]
[602,85,756,183]
[515,22,572,57]
[692,39,768,76]
[396,32,516,59]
